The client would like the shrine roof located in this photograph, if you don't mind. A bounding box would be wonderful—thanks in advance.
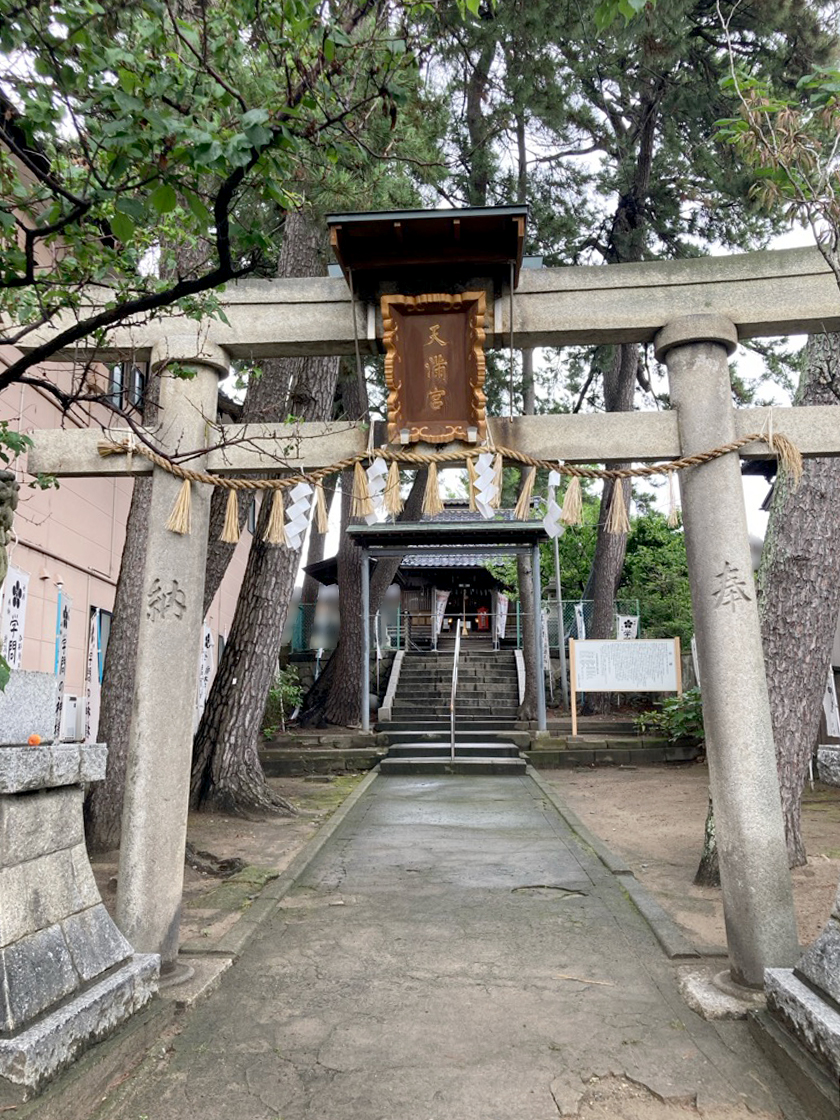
[346,519,545,552]
[325,205,527,292]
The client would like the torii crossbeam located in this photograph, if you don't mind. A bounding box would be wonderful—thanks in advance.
[22,246,840,991]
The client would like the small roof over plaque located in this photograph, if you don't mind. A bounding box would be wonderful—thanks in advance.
[325,205,527,297]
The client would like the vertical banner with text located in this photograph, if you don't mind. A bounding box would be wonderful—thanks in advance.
[496,594,509,642]
[53,591,72,740]
[84,608,102,743]
[434,589,450,637]
[1,566,29,670]
[195,625,215,729]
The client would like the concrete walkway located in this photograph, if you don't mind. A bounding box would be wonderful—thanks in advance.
[105,775,805,1119]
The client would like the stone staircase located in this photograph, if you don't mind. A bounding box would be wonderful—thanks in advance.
[388,650,520,723]
[379,650,526,775]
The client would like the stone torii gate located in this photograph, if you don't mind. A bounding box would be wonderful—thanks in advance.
[22,245,840,997]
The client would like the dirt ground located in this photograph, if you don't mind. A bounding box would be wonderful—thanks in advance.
[541,762,840,952]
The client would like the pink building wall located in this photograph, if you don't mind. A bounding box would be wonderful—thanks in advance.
[0,355,249,723]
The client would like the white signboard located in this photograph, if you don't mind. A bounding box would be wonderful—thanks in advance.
[569,637,682,736]
[572,638,680,692]
[1,565,29,669]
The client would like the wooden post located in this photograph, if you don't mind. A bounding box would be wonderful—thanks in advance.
[569,638,578,738]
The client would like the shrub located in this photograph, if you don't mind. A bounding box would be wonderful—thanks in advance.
[634,687,705,743]
[263,665,303,737]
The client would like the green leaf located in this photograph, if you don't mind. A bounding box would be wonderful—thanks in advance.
[243,123,273,148]
[184,190,211,224]
[118,67,136,94]
[110,210,134,242]
[149,182,177,214]
[241,108,270,128]
[0,655,9,693]
[116,196,145,221]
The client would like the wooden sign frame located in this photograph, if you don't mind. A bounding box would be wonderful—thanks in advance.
[568,637,683,736]
[381,291,487,445]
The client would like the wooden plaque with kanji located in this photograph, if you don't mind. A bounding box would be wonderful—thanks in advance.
[382,291,487,445]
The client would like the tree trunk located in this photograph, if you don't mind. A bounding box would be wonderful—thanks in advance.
[191,361,339,813]
[583,345,636,713]
[581,76,662,708]
[190,209,340,815]
[758,331,840,867]
[83,370,162,852]
[299,461,428,727]
[694,795,720,887]
[84,476,152,851]
[464,37,497,208]
[190,496,300,814]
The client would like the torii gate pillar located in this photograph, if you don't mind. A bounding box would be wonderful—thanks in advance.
[115,339,225,973]
[656,315,800,988]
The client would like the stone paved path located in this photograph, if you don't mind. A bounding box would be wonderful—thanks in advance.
[106,775,804,1119]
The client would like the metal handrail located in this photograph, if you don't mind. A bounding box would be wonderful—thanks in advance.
[449,625,461,765]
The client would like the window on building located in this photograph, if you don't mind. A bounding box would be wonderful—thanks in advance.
[108,362,148,413]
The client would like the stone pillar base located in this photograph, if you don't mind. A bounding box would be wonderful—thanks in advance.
[0,954,158,1093]
[765,968,840,1081]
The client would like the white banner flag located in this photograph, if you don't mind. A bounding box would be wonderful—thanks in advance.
[496,594,509,641]
[542,609,551,665]
[616,614,639,640]
[434,589,450,637]
[574,602,587,640]
[1,565,29,670]
[824,667,840,739]
[53,591,73,741]
[691,634,701,688]
[84,608,103,743]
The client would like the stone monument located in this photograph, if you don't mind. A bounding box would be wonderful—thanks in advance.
[0,742,158,1097]
[759,891,840,1119]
